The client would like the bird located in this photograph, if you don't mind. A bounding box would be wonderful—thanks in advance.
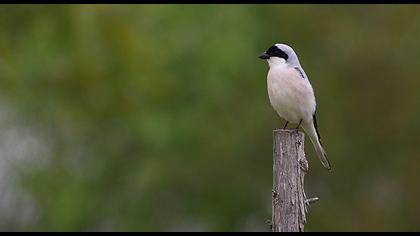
[259,43,332,171]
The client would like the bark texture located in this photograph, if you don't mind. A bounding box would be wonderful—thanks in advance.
[272,129,308,232]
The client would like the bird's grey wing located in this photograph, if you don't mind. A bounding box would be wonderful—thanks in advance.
[294,66,310,83]
[294,67,305,78]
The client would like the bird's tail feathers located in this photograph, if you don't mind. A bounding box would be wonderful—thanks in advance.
[302,116,332,172]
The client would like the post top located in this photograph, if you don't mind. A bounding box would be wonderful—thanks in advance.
[273,129,304,135]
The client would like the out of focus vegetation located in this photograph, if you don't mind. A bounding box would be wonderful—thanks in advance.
[0,4,419,231]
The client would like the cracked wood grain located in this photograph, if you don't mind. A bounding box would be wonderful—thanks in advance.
[272,129,310,232]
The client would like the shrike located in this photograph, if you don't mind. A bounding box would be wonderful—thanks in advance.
[259,43,331,171]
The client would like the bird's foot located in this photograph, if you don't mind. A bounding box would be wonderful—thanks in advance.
[294,119,303,131]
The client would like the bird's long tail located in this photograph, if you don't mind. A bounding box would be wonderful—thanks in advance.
[302,114,332,171]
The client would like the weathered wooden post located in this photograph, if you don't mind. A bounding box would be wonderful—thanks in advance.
[271,129,317,232]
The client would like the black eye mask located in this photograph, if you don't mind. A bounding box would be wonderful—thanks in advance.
[266,46,289,61]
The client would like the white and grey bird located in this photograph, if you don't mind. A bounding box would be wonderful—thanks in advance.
[259,43,331,171]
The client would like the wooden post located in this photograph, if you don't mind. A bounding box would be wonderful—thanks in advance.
[272,129,314,232]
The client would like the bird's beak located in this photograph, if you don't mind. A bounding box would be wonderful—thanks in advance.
[258,52,270,60]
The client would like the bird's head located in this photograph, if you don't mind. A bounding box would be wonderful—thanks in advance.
[259,43,300,67]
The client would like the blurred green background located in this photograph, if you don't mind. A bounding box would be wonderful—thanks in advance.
[0,4,419,232]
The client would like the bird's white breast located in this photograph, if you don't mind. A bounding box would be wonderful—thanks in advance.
[267,65,316,124]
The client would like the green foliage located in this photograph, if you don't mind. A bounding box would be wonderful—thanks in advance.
[1,4,420,231]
